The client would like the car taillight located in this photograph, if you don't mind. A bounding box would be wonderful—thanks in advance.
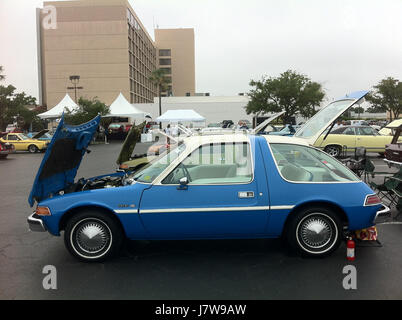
[365,194,382,206]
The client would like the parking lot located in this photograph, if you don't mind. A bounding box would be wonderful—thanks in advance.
[1,142,402,299]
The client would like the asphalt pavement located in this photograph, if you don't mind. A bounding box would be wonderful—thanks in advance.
[1,142,402,299]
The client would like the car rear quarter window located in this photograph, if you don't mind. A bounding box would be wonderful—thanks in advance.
[270,143,359,183]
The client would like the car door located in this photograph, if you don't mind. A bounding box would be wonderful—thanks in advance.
[356,127,387,153]
[138,138,270,238]
[338,127,357,151]
[5,134,23,151]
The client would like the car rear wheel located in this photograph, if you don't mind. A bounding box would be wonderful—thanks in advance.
[324,145,341,158]
[28,144,38,153]
[64,210,124,262]
[286,206,342,257]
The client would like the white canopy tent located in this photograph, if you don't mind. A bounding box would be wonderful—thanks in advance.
[38,94,79,119]
[104,93,150,120]
[156,109,206,123]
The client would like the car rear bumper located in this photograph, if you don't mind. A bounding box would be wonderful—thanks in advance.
[373,205,391,224]
[27,213,47,232]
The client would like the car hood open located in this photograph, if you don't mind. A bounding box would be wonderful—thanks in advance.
[32,129,50,140]
[251,111,286,134]
[28,115,101,207]
[294,90,369,145]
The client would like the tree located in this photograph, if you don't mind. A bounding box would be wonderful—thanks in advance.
[246,70,325,123]
[0,66,5,81]
[64,97,109,126]
[149,68,170,128]
[365,77,402,121]
[0,85,38,131]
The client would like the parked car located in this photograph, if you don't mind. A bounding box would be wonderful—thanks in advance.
[221,120,234,128]
[378,119,402,136]
[384,124,402,166]
[145,121,159,132]
[27,91,388,262]
[27,130,53,142]
[269,124,301,136]
[0,132,48,153]
[314,125,398,157]
[346,120,368,126]
[5,124,23,133]
[0,133,15,158]
[107,122,132,140]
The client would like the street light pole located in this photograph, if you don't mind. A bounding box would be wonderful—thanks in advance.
[67,75,83,103]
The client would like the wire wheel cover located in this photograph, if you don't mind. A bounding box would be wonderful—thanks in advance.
[73,219,111,254]
[298,214,335,250]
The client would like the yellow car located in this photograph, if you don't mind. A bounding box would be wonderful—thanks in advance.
[378,119,402,136]
[314,125,398,157]
[0,132,49,153]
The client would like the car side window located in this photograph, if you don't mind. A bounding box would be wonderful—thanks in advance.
[162,142,253,185]
[357,127,376,136]
[343,128,355,135]
[7,135,19,141]
[270,143,359,183]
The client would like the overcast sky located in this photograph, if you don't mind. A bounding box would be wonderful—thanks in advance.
[0,0,401,103]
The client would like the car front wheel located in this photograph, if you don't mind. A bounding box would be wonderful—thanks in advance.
[64,210,124,262]
[286,207,342,257]
[28,145,38,153]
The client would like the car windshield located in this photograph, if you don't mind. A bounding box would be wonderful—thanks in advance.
[132,143,187,183]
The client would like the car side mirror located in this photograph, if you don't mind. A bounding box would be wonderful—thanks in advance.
[177,177,189,190]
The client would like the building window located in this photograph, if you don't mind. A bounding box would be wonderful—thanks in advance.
[160,67,172,74]
[159,49,171,56]
[159,58,171,66]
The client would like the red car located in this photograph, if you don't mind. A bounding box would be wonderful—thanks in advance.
[107,123,133,140]
[0,133,15,158]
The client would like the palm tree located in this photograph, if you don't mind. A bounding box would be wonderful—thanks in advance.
[149,68,170,128]
[0,66,5,81]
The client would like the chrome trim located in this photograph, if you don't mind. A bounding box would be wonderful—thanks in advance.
[374,205,390,224]
[27,213,47,232]
[153,137,255,186]
[139,206,271,214]
[363,193,382,207]
[115,209,138,214]
[271,205,295,210]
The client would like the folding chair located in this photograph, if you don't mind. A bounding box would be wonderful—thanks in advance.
[369,167,402,209]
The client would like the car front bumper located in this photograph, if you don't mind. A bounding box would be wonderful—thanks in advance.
[27,213,47,232]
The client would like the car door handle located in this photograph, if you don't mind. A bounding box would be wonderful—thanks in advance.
[238,191,254,198]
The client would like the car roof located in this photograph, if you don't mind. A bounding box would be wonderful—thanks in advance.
[179,133,309,147]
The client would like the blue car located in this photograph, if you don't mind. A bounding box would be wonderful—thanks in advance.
[27,91,389,262]
[269,124,301,136]
[26,130,53,141]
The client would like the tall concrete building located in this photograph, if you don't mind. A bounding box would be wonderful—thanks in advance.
[37,0,195,110]
[155,28,196,97]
